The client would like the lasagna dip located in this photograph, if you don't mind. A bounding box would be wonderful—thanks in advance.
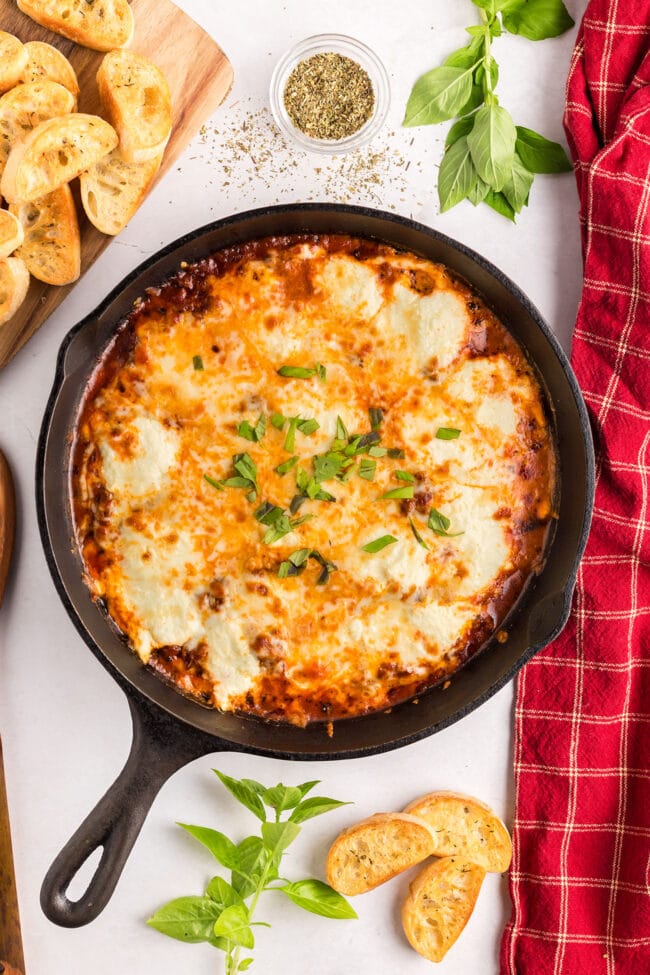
[73,236,556,726]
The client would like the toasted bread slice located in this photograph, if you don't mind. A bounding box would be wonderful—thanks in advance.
[22,41,80,96]
[10,183,80,286]
[0,210,24,259]
[97,51,172,163]
[0,80,77,183]
[404,791,512,873]
[326,813,435,895]
[1,113,118,205]
[0,256,30,326]
[0,32,28,95]
[401,856,485,962]
[80,147,161,236]
[16,0,134,53]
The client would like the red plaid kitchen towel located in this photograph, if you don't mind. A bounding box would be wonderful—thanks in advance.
[500,2,650,973]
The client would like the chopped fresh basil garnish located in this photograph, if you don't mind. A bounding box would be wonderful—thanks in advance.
[275,455,299,476]
[436,427,461,440]
[237,413,266,443]
[428,507,463,537]
[271,412,286,430]
[369,407,383,430]
[377,486,415,500]
[409,517,430,550]
[394,470,415,483]
[362,534,398,553]
[296,417,319,436]
[336,415,349,441]
[368,445,387,458]
[204,474,224,491]
[192,355,204,371]
[358,458,376,481]
[316,362,327,382]
[284,417,298,452]
[277,365,317,379]
[387,447,405,459]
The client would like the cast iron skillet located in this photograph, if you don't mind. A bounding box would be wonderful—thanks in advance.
[36,204,594,928]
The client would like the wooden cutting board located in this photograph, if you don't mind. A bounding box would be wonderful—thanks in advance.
[0,0,233,368]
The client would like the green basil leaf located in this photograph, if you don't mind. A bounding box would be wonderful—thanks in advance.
[467,103,516,191]
[204,474,224,491]
[409,517,430,550]
[500,0,574,40]
[237,420,256,442]
[296,417,319,435]
[261,821,301,857]
[394,470,415,482]
[467,175,491,205]
[474,56,499,93]
[261,784,304,814]
[458,82,485,117]
[428,507,464,537]
[483,188,516,221]
[316,362,327,382]
[232,837,272,897]
[335,415,349,441]
[515,125,572,173]
[178,823,241,870]
[147,895,222,943]
[444,34,484,69]
[214,770,266,821]
[438,136,477,212]
[403,65,474,127]
[436,427,461,440]
[239,777,268,796]
[213,904,254,948]
[377,486,414,500]
[280,880,358,920]
[297,779,321,798]
[238,960,254,971]
[445,114,476,149]
[368,407,383,430]
[387,447,405,459]
[358,458,376,481]
[501,152,534,212]
[275,455,299,476]
[205,876,244,911]
[271,411,286,430]
[277,365,317,378]
[192,355,204,371]
[362,534,398,553]
[289,797,352,824]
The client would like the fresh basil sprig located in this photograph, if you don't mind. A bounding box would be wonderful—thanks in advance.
[148,771,355,973]
[403,0,573,219]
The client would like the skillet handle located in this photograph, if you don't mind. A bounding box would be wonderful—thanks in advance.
[40,695,228,927]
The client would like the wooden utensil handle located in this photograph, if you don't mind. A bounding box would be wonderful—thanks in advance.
[0,961,24,975]
[0,450,16,607]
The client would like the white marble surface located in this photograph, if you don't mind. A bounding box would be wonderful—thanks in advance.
[0,1,586,972]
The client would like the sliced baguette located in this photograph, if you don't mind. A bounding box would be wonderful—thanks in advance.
[326,813,435,895]
[404,791,512,873]
[0,32,28,94]
[401,856,485,962]
[97,50,172,163]
[16,0,134,53]
[0,210,24,259]
[22,41,80,96]
[1,113,118,205]
[0,80,77,183]
[80,147,162,236]
[0,256,30,326]
[10,183,80,286]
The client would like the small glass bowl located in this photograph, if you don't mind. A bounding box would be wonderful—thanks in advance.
[269,33,390,154]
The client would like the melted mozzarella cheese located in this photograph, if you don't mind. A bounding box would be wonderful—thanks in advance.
[99,415,179,498]
[75,239,555,724]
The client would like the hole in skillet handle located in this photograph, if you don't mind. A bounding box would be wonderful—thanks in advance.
[40,694,231,927]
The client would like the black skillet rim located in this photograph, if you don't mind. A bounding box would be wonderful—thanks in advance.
[35,203,595,761]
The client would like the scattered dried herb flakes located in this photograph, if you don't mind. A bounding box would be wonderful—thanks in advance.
[283,52,375,140]
[193,100,425,212]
